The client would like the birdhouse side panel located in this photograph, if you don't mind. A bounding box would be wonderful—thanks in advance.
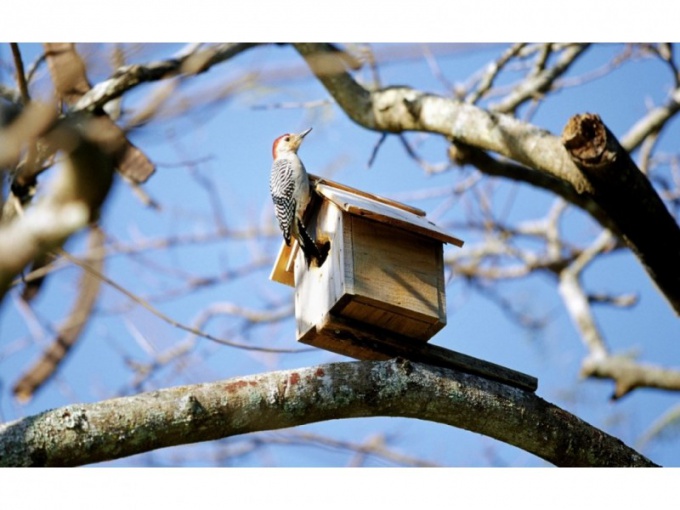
[339,215,447,340]
[350,216,445,316]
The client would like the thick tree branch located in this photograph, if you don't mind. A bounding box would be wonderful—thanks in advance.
[0,360,656,467]
[0,117,116,301]
[563,113,680,315]
[294,43,593,194]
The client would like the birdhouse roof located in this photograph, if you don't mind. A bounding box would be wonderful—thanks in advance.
[270,175,464,286]
[311,175,464,247]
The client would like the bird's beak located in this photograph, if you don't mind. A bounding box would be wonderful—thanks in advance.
[290,127,312,151]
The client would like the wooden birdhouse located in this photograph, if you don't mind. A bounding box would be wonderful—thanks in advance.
[270,175,464,360]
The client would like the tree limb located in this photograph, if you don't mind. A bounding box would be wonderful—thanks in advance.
[447,142,614,232]
[562,113,680,315]
[621,85,680,152]
[9,43,30,104]
[0,359,657,467]
[0,117,116,301]
[294,43,593,194]
[558,231,614,360]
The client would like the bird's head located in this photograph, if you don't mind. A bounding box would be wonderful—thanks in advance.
[272,127,312,159]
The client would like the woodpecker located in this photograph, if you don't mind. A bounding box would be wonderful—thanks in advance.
[270,127,323,267]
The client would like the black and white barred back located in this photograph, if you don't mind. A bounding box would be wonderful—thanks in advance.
[270,157,299,245]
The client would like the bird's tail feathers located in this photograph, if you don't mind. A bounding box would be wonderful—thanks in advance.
[296,218,324,268]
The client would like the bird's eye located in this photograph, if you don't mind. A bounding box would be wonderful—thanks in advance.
[284,136,290,142]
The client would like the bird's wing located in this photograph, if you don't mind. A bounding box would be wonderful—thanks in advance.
[270,158,296,245]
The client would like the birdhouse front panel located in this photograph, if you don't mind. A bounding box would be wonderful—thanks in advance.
[294,198,347,347]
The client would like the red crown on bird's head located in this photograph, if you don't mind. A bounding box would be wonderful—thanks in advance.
[271,128,312,159]
[272,134,293,159]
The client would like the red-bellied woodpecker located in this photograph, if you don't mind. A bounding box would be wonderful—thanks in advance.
[270,127,323,267]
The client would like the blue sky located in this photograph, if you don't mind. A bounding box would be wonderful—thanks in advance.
[2,42,680,467]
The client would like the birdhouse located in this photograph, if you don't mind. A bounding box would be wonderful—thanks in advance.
[270,175,464,360]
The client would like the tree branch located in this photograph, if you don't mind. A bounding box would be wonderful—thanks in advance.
[0,359,656,467]
[558,230,615,360]
[621,85,680,152]
[73,43,259,113]
[9,43,30,104]
[294,43,593,194]
[43,43,155,184]
[0,117,116,302]
[447,141,614,232]
[562,113,680,315]
[465,43,526,104]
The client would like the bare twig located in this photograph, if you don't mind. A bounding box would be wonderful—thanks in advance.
[56,248,307,354]
[123,301,300,392]
[251,99,333,111]
[264,431,440,467]
[491,44,590,114]
[637,403,680,450]
[367,132,387,168]
[9,43,30,104]
[466,43,526,104]
[74,43,259,113]
[397,134,449,174]
[558,230,615,360]
[447,141,611,232]
[621,86,680,153]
